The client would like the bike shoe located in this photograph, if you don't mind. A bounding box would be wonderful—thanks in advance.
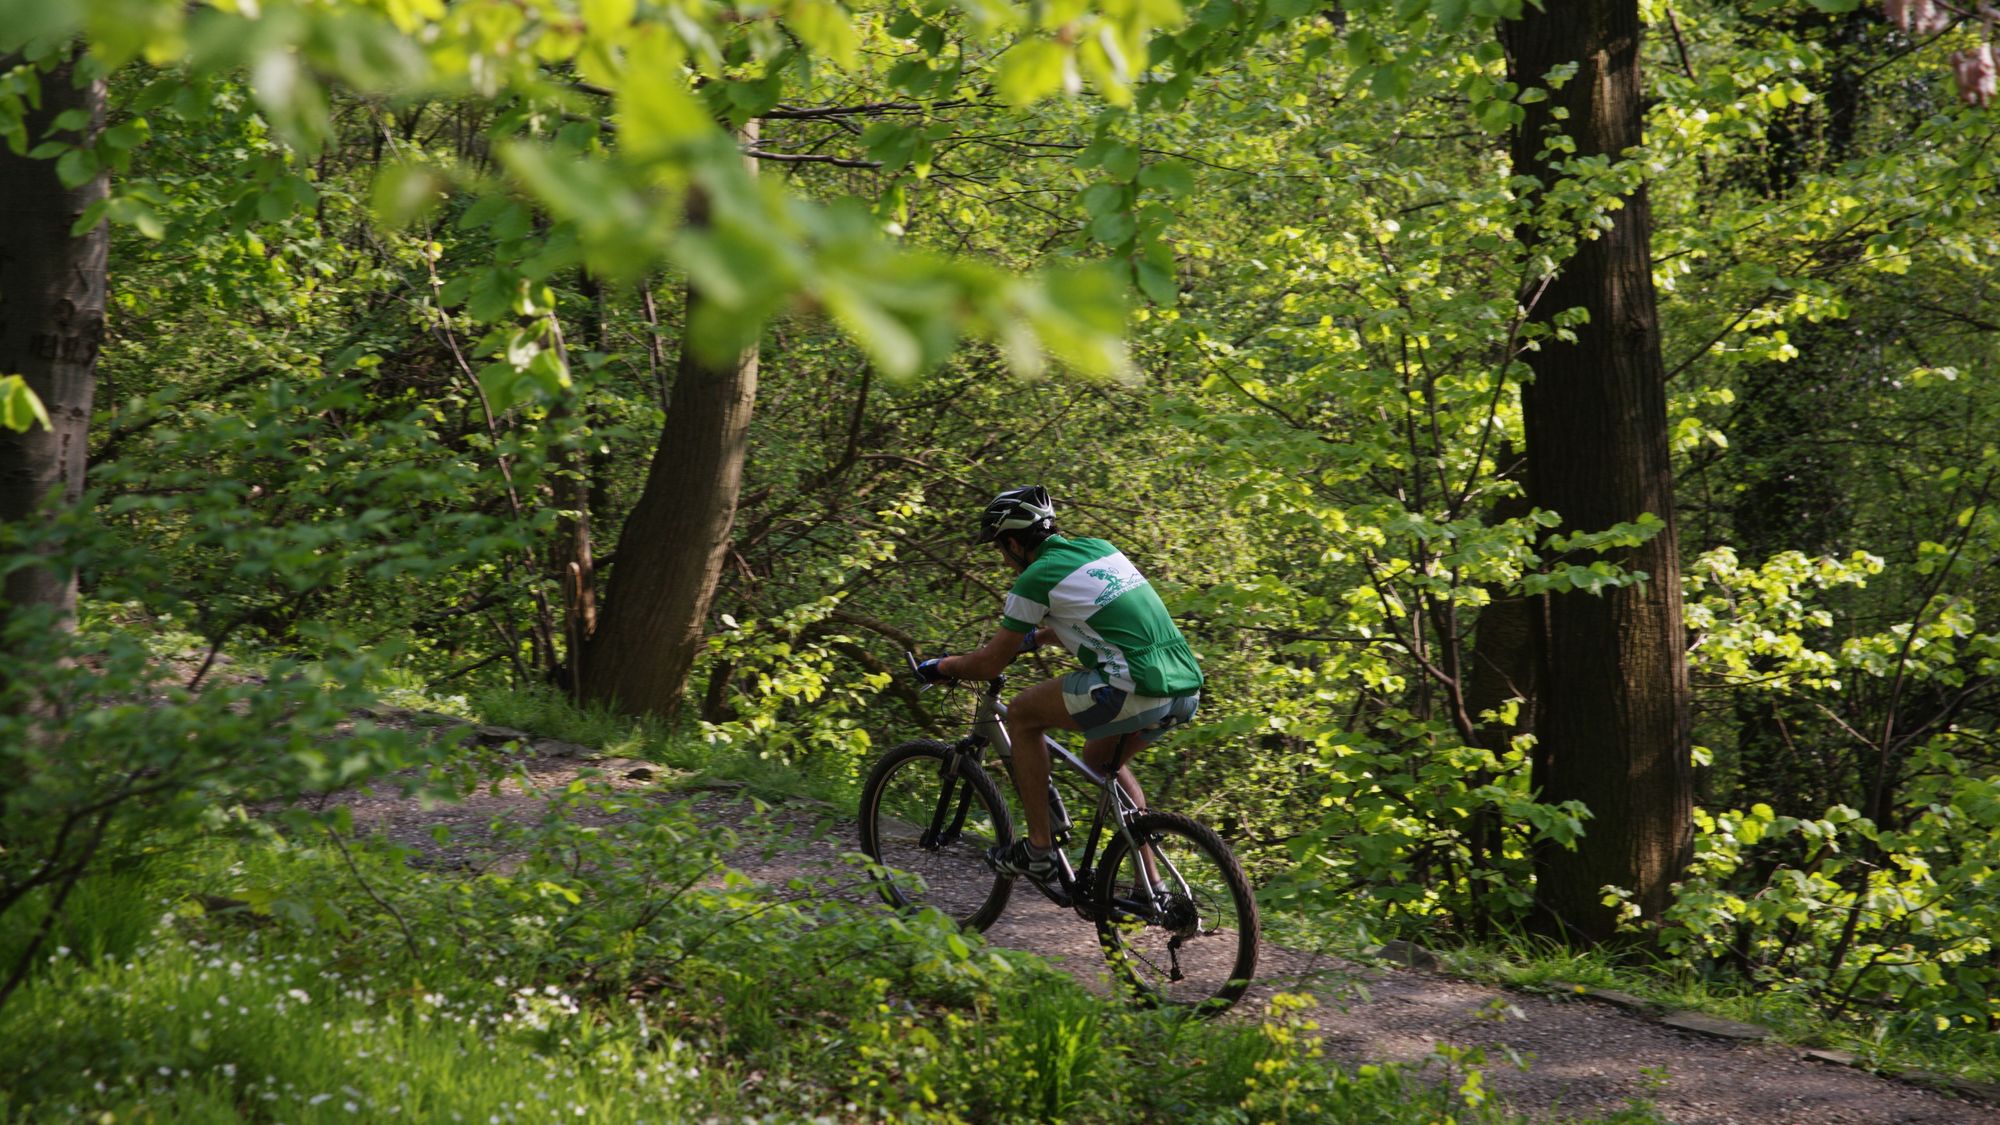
[986,839,1059,884]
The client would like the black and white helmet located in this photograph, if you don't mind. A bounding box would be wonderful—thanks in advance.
[977,486,1055,543]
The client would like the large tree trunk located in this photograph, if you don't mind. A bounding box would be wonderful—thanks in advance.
[1505,2,1693,944]
[580,135,759,717]
[0,57,107,632]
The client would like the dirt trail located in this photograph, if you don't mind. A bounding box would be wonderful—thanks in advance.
[700,793,1999,1125]
[321,726,1999,1125]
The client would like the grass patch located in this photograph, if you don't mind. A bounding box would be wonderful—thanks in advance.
[0,796,1649,1124]
[465,683,862,806]
[443,680,1995,1099]
[1430,933,2000,1086]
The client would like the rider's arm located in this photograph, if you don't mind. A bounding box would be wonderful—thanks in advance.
[939,625,1034,681]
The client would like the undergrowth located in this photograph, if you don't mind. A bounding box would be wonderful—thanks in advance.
[454,686,2000,1091]
[0,785,1602,1124]
[33,672,1981,1120]
[1443,937,2000,1087]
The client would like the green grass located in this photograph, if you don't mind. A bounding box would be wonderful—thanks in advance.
[0,677,1676,1123]
[0,801,1644,1124]
[469,683,675,759]
[6,655,1977,1122]
[467,682,868,806]
[392,682,2000,1097]
[1409,932,2000,1087]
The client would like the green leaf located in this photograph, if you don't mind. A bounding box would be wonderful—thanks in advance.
[371,162,446,229]
[886,58,935,96]
[785,0,860,70]
[1135,258,1177,305]
[257,188,291,223]
[823,286,922,377]
[477,360,525,413]
[1138,158,1194,197]
[862,122,919,171]
[1101,143,1140,183]
[47,108,92,133]
[54,146,96,188]
[524,347,571,396]
[996,38,1071,106]
[1089,209,1136,246]
[0,375,52,433]
[1368,62,1412,102]
[619,33,711,157]
[1079,182,1125,218]
[582,0,637,33]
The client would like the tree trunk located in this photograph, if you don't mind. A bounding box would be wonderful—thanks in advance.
[0,57,107,632]
[580,131,759,717]
[548,285,597,700]
[1505,2,1693,944]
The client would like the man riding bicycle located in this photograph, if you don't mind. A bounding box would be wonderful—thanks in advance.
[917,486,1203,889]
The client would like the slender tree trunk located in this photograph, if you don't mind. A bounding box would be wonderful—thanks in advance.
[580,128,759,717]
[549,279,598,699]
[1505,2,1693,943]
[0,57,107,633]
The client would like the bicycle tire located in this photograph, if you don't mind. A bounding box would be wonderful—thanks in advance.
[858,739,1015,931]
[1093,810,1259,1014]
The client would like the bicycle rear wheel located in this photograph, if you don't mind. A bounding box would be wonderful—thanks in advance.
[858,740,1014,931]
[1094,810,1258,1014]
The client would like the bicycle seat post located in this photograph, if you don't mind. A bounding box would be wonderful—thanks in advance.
[972,680,1011,758]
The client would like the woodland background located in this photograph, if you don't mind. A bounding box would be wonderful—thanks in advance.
[2,0,1998,1119]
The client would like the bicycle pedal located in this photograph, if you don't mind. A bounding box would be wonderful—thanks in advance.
[1033,878,1073,909]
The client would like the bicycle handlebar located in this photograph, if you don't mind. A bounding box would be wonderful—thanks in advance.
[905,649,1006,695]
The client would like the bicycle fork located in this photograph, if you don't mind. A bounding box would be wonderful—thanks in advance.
[921,744,982,848]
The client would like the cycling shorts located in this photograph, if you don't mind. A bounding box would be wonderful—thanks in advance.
[1060,668,1199,744]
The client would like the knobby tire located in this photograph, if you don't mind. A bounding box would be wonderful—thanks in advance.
[1094,810,1259,1014]
[858,740,1014,931]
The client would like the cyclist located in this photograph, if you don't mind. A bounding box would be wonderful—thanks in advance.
[916,486,1203,888]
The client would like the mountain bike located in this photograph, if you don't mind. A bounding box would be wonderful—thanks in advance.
[858,659,1259,1013]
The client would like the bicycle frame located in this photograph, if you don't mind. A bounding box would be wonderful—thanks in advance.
[948,674,1188,916]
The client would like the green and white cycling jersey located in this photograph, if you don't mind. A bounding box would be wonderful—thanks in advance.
[999,535,1203,698]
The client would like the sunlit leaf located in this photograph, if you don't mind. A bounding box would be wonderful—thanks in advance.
[0,375,52,433]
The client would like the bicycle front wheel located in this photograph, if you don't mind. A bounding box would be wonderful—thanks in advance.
[1094,810,1259,1014]
[858,740,1014,931]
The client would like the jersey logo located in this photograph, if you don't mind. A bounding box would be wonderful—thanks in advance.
[1087,565,1147,606]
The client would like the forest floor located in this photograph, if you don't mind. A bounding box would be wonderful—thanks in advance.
[326,714,2000,1125]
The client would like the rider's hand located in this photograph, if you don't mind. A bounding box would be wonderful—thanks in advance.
[914,657,951,685]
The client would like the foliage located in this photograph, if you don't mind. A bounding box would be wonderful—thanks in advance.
[1,0,1167,381]
[1661,799,2000,1027]
[1,0,1999,1090]
[0,772,1605,1124]
[0,529,438,1008]
[0,375,50,432]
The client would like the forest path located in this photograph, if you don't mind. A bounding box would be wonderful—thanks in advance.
[695,790,1997,1125]
[324,725,1998,1125]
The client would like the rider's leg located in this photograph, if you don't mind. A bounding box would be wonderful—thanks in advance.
[1084,731,1161,889]
[1082,731,1148,814]
[1001,677,1083,850]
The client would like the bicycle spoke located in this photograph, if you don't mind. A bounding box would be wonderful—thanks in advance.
[860,741,1013,930]
[1094,811,1257,1013]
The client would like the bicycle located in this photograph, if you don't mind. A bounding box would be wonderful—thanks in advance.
[857,657,1259,1013]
